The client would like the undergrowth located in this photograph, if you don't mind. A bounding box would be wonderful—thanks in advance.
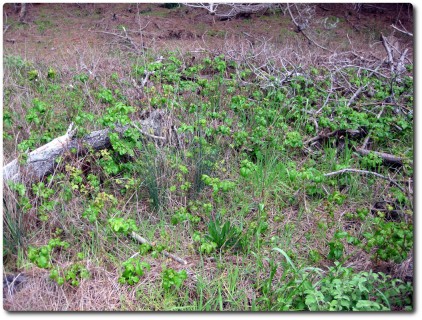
[3,42,413,311]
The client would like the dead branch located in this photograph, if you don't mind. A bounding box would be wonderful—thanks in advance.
[355,148,407,166]
[3,123,77,183]
[18,3,27,22]
[315,73,334,114]
[96,29,143,53]
[3,11,10,34]
[131,231,187,265]
[347,85,368,107]
[346,62,383,107]
[3,273,26,297]
[381,34,395,74]
[396,48,409,75]
[131,123,166,141]
[305,129,361,146]
[286,4,332,53]
[336,64,389,79]
[323,168,405,192]
[391,22,413,37]
[216,3,273,20]
[131,56,163,97]
[183,3,220,15]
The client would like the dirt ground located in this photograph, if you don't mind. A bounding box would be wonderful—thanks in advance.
[3,3,413,65]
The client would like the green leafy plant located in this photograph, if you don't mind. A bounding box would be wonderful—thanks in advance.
[240,159,257,178]
[97,88,114,104]
[82,192,117,223]
[119,258,151,285]
[8,181,31,212]
[47,67,57,79]
[161,267,187,291]
[199,241,218,254]
[171,207,200,225]
[139,243,153,255]
[201,174,235,195]
[363,217,413,263]
[304,262,411,311]
[28,69,39,81]
[255,249,412,311]
[74,73,89,83]
[27,238,70,269]
[284,131,303,148]
[64,263,90,286]
[2,35,414,311]
[50,263,90,286]
[98,149,121,175]
[49,268,65,286]
[25,98,48,126]
[360,152,383,170]
[108,217,138,236]
[31,181,57,221]
[328,232,345,261]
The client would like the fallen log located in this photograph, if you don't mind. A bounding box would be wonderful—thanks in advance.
[3,110,167,184]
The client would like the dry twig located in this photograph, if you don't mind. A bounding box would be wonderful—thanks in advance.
[323,168,405,192]
[287,4,332,53]
[381,34,395,74]
[131,123,166,141]
[305,129,361,146]
[391,22,413,37]
[131,232,187,265]
[355,148,406,166]
[346,62,383,107]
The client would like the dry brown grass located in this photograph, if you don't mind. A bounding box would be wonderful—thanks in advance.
[3,267,122,311]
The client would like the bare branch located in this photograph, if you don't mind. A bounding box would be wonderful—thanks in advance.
[18,3,27,22]
[286,4,332,53]
[183,3,275,21]
[391,23,413,37]
[131,232,187,265]
[397,48,409,75]
[346,62,383,107]
[347,84,368,107]
[305,129,361,146]
[355,148,407,166]
[215,3,273,20]
[95,29,143,54]
[381,34,395,74]
[131,123,166,141]
[183,3,220,15]
[323,168,405,192]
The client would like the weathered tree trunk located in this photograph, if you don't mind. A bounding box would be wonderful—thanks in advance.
[3,111,166,184]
